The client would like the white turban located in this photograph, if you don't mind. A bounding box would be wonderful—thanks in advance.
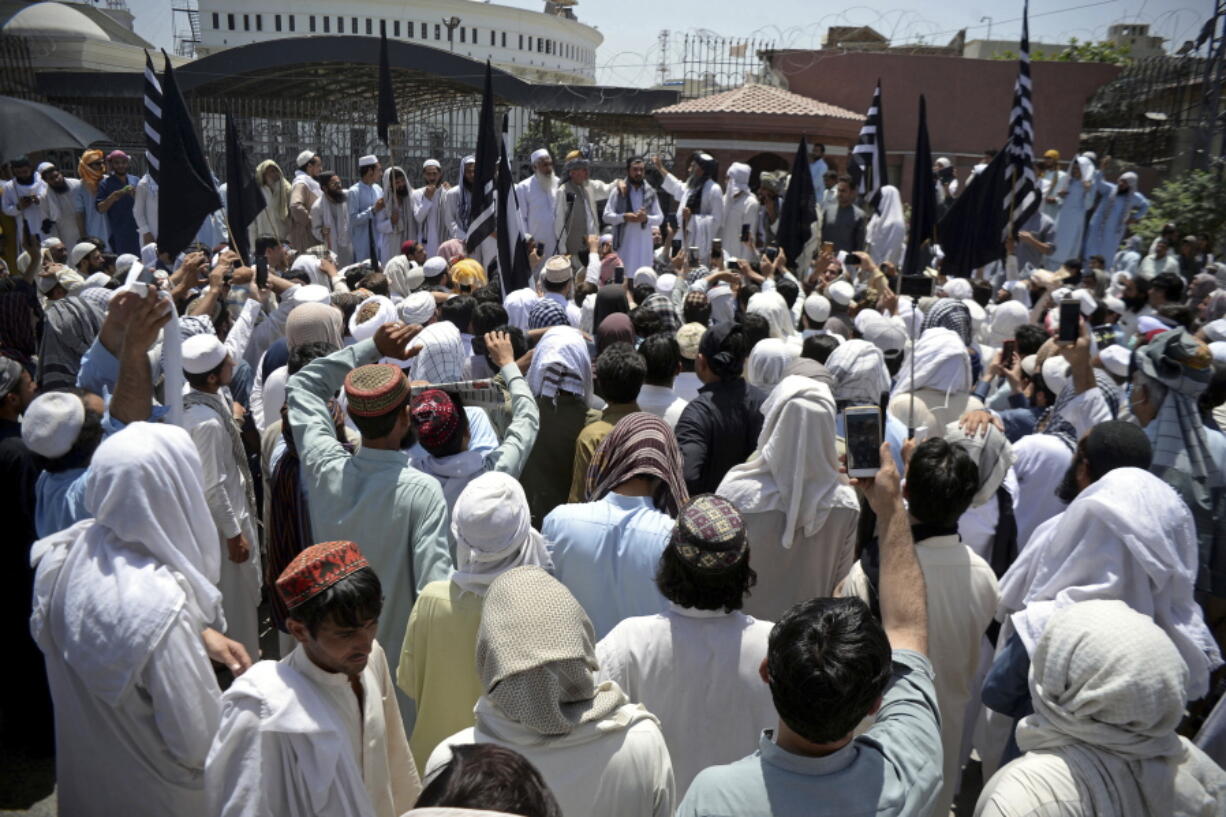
[398,291,437,325]
[530,149,550,165]
[450,472,553,596]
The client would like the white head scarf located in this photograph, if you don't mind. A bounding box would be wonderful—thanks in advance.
[384,255,421,298]
[409,320,466,383]
[398,291,437,325]
[987,299,1030,345]
[944,421,1014,507]
[998,467,1221,700]
[866,184,904,263]
[348,295,398,342]
[31,423,224,706]
[891,327,972,398]
[724,162,751,200]
[825,339,891,405]
[450,472,553,596]
[503,288,538,332]
[745,338,798,390]
[747,290,797,339]
[718,376,859,549]
[291,253,330,288]
[526,326,593,404]
[1014,600,1226,817]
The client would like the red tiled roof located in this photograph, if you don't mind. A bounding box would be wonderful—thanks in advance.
[652,83,861,120]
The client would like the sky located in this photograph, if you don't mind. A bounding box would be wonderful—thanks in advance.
[121,0,1211,87]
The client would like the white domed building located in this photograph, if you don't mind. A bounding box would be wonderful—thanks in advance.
[1,0,187,73]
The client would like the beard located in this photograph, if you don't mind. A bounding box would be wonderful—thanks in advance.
[325,187,348,204]
[1055,459,1082,504]
[396,186,409,199]
[1122,294,1147,313]
[628,176,644,187]
[50,179,70,194]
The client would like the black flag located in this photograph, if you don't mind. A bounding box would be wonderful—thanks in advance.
[902,96,936,278]
[377,23,398,145]
[143,51,162,186]
[156,50,221,259]
[465,61,498,265]
[224,112,264,266]
[935,147,1010,276]
[1003,0,1040,238]
[848,79,888,206]
[776,136,816,266]
[495,112,533,294]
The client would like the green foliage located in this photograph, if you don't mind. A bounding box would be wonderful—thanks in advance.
[514,117,577,165]
[1134,163,1226,252]
[992,37,1132,65]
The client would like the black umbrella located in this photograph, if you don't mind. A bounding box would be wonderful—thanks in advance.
[0,96,110,159]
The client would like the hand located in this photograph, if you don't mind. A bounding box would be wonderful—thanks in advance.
[374,198,386,213]
[319,256,337,279]
[484,330,515,368]
[425,184,438,200]
[18,195,34,210]
[374,321,425,360]
[142,232,155,245]
[617,180,627,197]
[879,285,898,316]
[682,206,692,222]
[959,408,1003,437]
[845,442,904,519]
[985,349,1005,381]
[586,234,599,253]
[207,261,228,291]
[175,251,208,282]
[652,154,665,172]
[118,286,172,354]
[201,627,252,676]
[1018,230,1034,242]
[231,401,246,424]
[900,438,918,468]
[226,533,251,564]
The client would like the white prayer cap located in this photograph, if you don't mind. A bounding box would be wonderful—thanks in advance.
[1103,295,1125,316]
[530,148,551,164]
[182,334,228,374]
[398,291,437,325]
[633,267,657,288]
[803,293,831,323]
[853,308,882,335]
[296,149,316,167]
[1021,354,1038,376]
[423,158,441,170]
[16,251,29,272]
[827,280,854,306]
[656,273,677,294]
[290,283,332,305]
[36,268,63,294]
[41,237,63,249]
[942,278,973,300]
[543,255,573,284]
[1041,356,1070,395]
[1098,345,1131,378]
[423,256,448,278]
[68,241,96,269]
[599,233,613,246]
[141,243,158,269]
[935,157,952,169]
[358,154,378,168]
[1204,319,1226,343]
[36,161,54,174]
[1211,341,1226,366]
[83,271,111,289]
[1072,289,1097,317]
[21,392,83,459]
[861,316,907,357]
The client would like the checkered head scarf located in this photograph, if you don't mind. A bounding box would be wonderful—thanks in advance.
[528,297,570,330]
[409,319,466,384]
[670,494,749,572]
[921,298,973,346]
[641,293,681,333]
[1134,328,1220,486]
[584,412,689,516]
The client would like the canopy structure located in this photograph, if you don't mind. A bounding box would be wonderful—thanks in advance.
[0,94,110,158]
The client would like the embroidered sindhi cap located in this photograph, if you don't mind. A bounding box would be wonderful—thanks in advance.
[344,363,409,417]
[671,494,748,572]
[276,540,370,609]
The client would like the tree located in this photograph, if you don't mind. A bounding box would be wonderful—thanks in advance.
[992,37,1131,66]
[1134,163,1226,254]
[514,117,577,167]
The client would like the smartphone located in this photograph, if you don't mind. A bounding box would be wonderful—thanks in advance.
[844,406,883,478]
[821,241,835,255]
[711,238,722,257]
[1001,338,1017,368]
[671,238,682,255]
[898,274,935,298]
[764,245,780,262]
[614,265,625,284]
[255,255,269,289]
[741,223,751,243]
[565,191,576,207]
[665,212,678,231]
[844,254,861,267]
[687,246,699,266]
[1058,298,1081,343]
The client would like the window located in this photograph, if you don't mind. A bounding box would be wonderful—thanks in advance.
[211,11,219,28]
[242,14,249,31]
[323,15,329,32]
[538,37,544,53]
[434,23,441,40]
[407,21,413,37]
[501,31,506,47]
[336,16,343,32]
[471,27,476,43]
[274,14,281,31]
[227,13,234,29]
[459,27,465,43]
[309,15,316,32]
[518,34,523,49]
[365,18,372,35]
[352,17,358,33]
[255,14,262,31]
[490,30,495,46]
[288,15,295,31]
[393,20,399,37]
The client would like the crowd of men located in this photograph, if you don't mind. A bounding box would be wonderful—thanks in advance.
[1,138,1226,817]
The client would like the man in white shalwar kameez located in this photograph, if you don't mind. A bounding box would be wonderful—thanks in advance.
[597,495,775,799]
[553,151,616,262]
[38,162,84,248]
[30,422,230,817]
[1083,169,1149,267]
[207,540,421,817]
[312,171,354,266]
[603,157,664,274]
[348,154,384,266]
[443,156,477,240]
[289,150,322,252]
[412,159,448,257]
[1,155,47,247]
[718,162,759,260]
[656,152,724,265]
[181,333,261,660]
[516,149,560,263]
[375,165,414,266]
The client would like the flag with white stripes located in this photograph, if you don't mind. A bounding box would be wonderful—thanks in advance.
[1003,0,1040,238]
[848,78,887,205]
[465,61,498,268]
[143,50,162,183]
[495,112,532,294]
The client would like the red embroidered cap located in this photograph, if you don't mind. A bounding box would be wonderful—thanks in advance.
[276,540,370,610]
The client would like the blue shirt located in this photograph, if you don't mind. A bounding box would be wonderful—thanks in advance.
[73,180,109,245]
[95,173,139,255]
[677,650,942,817]
[542,493,674,639]
[35,467,89,538]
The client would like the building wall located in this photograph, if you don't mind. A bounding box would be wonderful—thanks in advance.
[196,0,601,84]
[768,50,1121,193]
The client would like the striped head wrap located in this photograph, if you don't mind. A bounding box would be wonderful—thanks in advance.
[921,297,973,346]
[584,411,689,516]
